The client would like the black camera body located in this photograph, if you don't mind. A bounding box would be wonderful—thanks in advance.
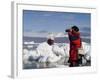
[65,29,70,32]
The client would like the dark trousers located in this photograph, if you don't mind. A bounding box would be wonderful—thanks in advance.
[78,54,84,65]
[69,45,79,67]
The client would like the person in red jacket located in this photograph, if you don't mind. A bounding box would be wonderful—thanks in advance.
[65,26,82,67]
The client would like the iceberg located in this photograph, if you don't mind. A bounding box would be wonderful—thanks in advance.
[23,41,90,69]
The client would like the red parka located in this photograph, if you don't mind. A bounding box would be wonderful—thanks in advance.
[68,31,82,61]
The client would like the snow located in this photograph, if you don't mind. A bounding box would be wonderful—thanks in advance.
[23,41,91,68]
[52,44,67,57]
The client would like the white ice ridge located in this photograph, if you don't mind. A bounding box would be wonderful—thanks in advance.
[24,41,35,45]
[23,42,90,65]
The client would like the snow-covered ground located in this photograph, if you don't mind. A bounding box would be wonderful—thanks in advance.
[23,42,91,69]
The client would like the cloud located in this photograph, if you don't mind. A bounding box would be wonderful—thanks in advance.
[55,32,68,37]
[24,31,68,38]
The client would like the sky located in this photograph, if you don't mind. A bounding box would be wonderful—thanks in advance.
[23,10,91,37]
